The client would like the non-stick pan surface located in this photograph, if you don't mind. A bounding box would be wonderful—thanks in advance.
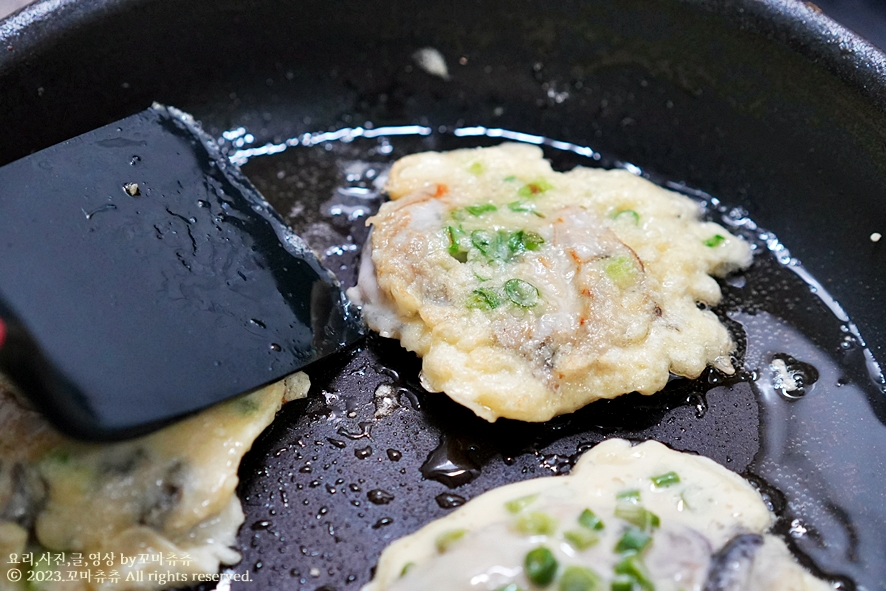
[1,1,885,590]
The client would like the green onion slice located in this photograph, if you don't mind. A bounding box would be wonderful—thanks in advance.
[612,209,640,224]
[564,528,600,550]
[508,230,545,254]
[505,494,539,513]
[515,512,558,535]
[604,256,638,289]
[614,527,652,554]
[467,288,501,310]
[399,562,415,577]
[465,203,498,216]
[616,489,641,503]
[505,278,540,307]
[469,161,485,175]
[578,508,605,531]
[435,529,467,553]
[471,230,511,260]
[610,574,638,591]
[508,200,545,217]
[446,225,468,259]
[613,553,654,591]
[651,471,680,488]
[558,566,601,591]
[614,505,660,532]
[518,178,554,197]
[704,234,726,247]
[524,547,558,587]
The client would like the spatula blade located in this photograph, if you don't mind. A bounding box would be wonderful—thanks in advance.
[0,105,363,441]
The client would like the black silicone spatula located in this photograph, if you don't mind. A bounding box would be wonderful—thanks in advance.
[0,104,363,441]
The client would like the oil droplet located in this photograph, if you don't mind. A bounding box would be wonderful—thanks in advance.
[270,343,282,352]
[337,423,372,440]
[197,199,210,208]
[371,517,394,529]
[690,393,708,418]
[367,489,395,505]
[130,155,141,165]
[82,203,118,220]
[250,520,271,530]
[435,493,466,509]
[386,449,402,461]
[420,435,481,488]
[354,446,372,459]
[327,438,347,449]
[250,318,267,329]
[768,353,819,399]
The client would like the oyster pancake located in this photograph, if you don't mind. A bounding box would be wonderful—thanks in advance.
[350,144,752,421]
[0,372,309,591]
[362,439,830,591]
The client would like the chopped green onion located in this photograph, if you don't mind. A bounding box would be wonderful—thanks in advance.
[604,256,638,289]
[494,585,524,591]
[613,553,654,591]
[515,512,558,535]
[518,178,553,197]
[467,288,501,310]
[558,566,601,591]
[435,529,467,553]
[471,230,510,260]
[466,203,498,216]
[450,208,467,221]
[614,528,652,554]
[610,575,638,591]
[42,449,72,465]
[471,229,495,255]
[505,494,539,513]
[578,508,605,531]
[616,489,641,503]
[446,225,468,262]
[508,201,545,217]
[704,234,726,247]
[614,505,660,532]
[503,175,517,182]
[651,471,680,488]
[564,528,600,550]
[399,562,415,577]
[612,209,640,224]
[469,161,485,175]
[505,278,540,307]
[508,230,545,254]
[524,547,558,587]
[235,396,260,415]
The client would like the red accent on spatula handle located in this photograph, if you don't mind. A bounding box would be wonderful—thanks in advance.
[0,318,5,349]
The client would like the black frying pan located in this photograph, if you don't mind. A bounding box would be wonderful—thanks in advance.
[1,1,885,590]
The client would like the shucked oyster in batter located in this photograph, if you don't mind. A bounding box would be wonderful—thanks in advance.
[349,144,752,422]
[362,439,830,591]
[0,371,309,591]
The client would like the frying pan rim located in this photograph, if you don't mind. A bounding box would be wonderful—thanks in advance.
[1,0,886,114]
[0,1,883,588]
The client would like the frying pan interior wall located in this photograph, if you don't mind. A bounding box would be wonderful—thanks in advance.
[1,0,885,589]
[1,0,885,356]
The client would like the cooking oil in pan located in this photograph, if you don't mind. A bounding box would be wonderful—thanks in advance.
[230,127,884,591]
